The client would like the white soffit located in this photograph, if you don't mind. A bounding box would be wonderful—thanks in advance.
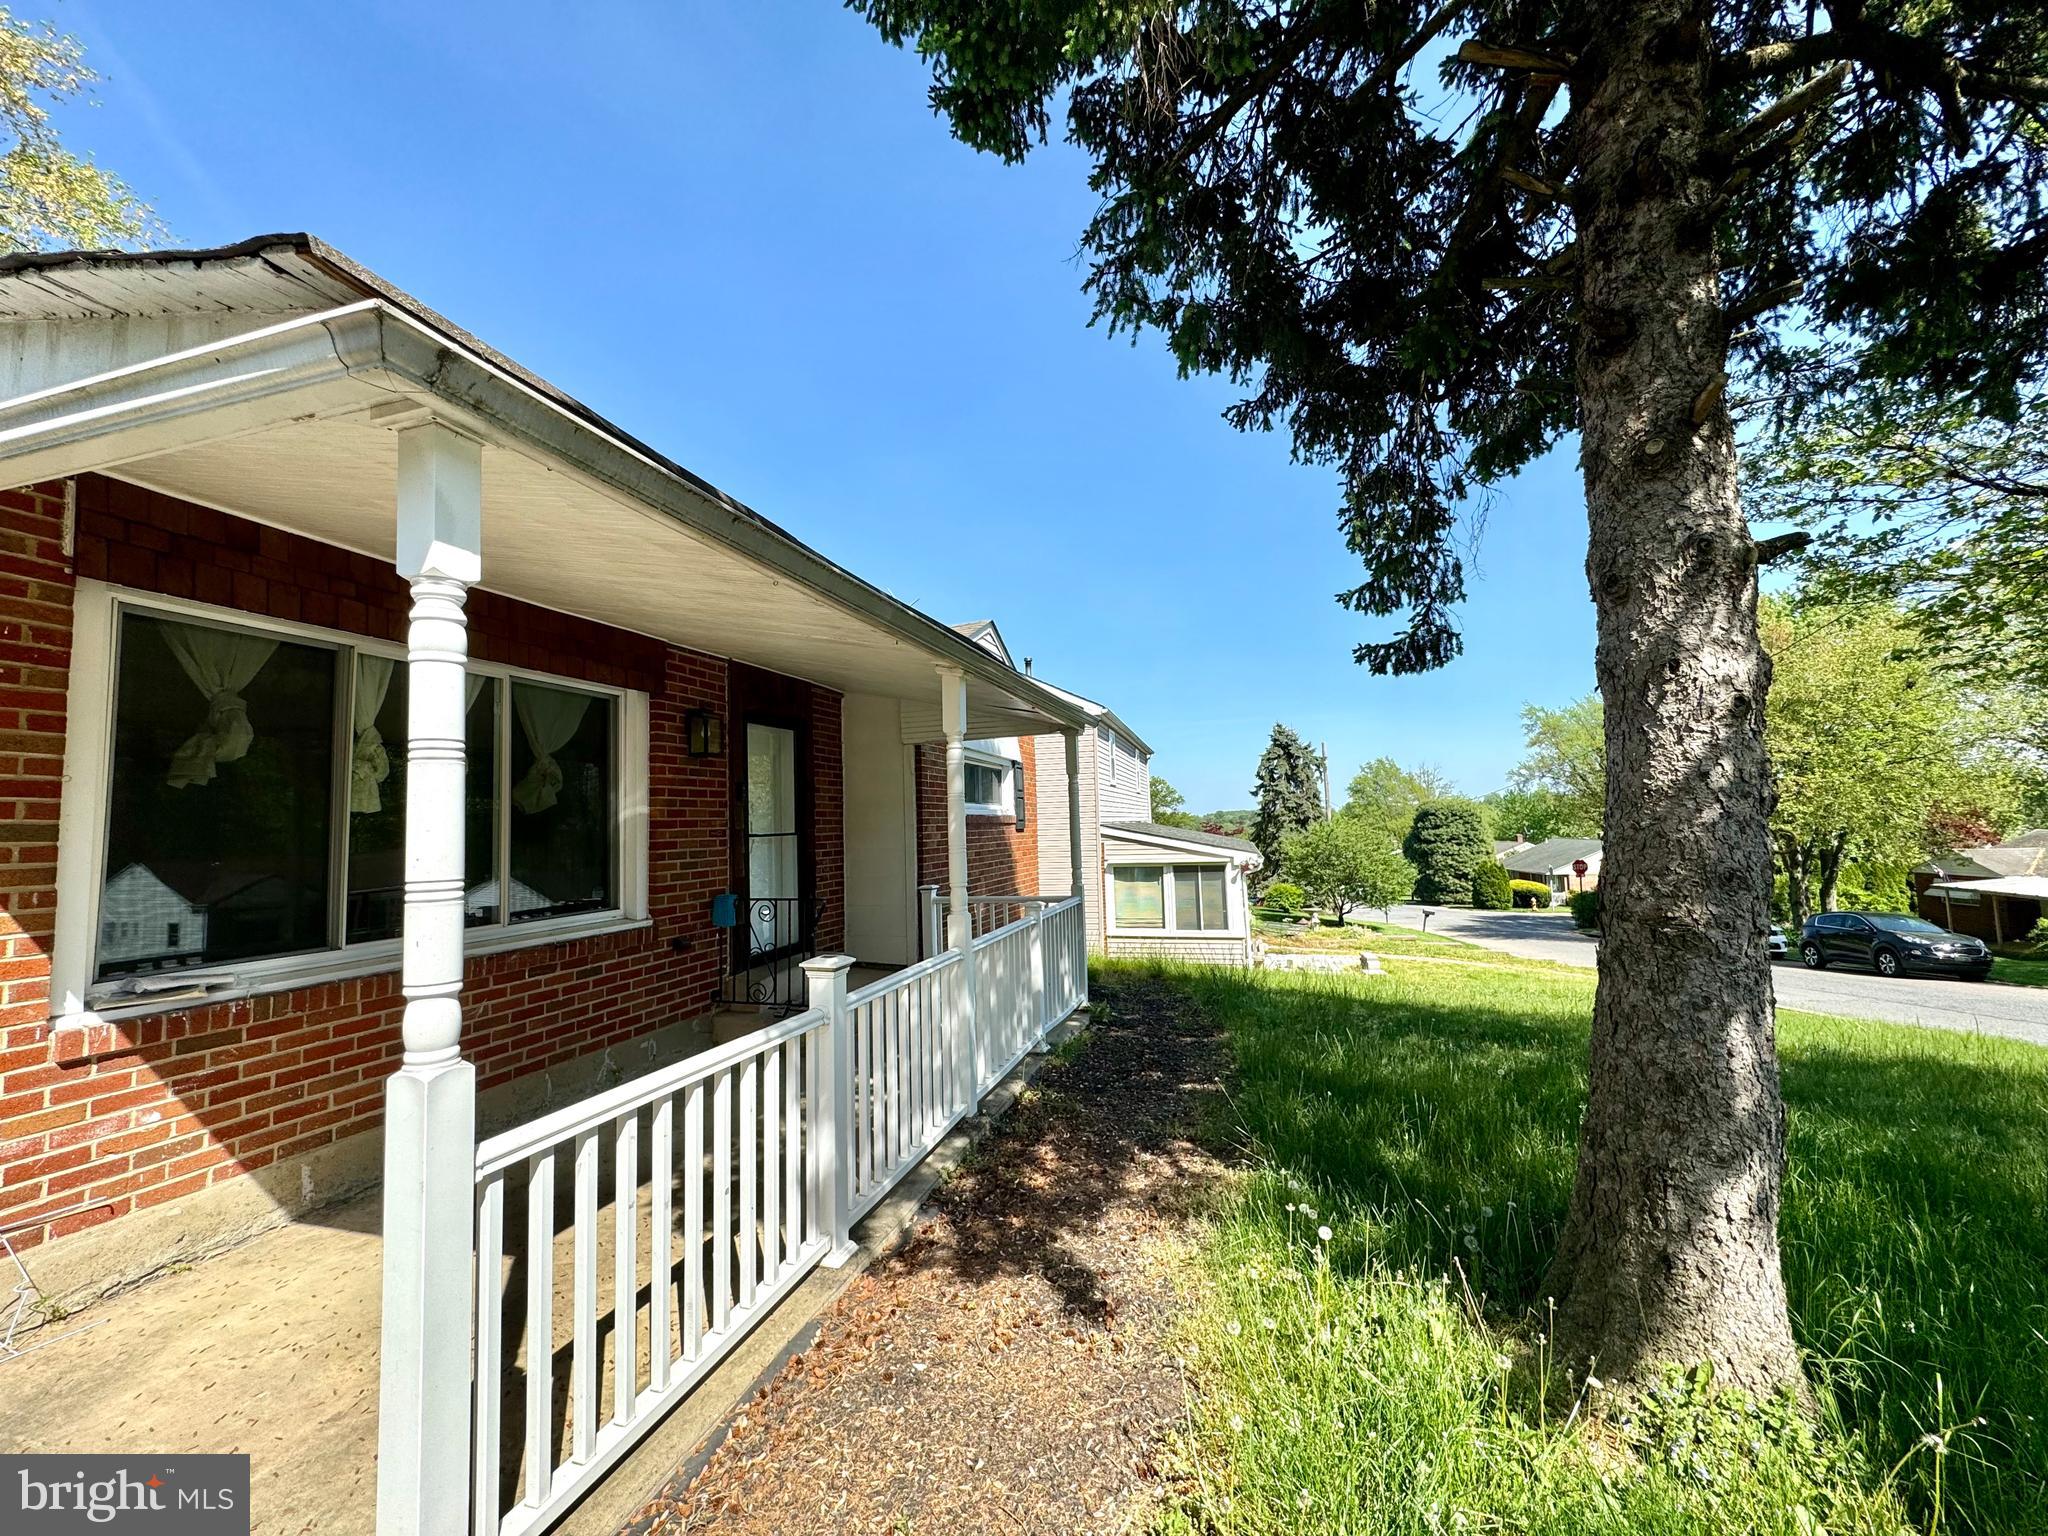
[112,415,1055,731]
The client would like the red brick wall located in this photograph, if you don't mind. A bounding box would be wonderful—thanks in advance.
[0,474,843,1253]
[812,687,845,953]
[915,735,1038,897]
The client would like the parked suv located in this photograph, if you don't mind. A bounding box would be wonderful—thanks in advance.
[1798,912,1992,980]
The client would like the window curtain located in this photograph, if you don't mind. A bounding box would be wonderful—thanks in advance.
[163,622,279,789]
[350,655,396,814]
[511,686,592,814]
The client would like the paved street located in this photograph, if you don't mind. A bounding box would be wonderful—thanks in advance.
[1383,905,2048,1049]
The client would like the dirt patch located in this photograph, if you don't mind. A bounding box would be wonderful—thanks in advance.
[620,975,1230,1535]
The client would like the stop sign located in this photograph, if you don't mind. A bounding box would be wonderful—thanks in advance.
[1572,858,1589,877]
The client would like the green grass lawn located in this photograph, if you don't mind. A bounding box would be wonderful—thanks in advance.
[1113,958,2048,1536]
[1989,954,2048,989]
[1257,917,1568,970]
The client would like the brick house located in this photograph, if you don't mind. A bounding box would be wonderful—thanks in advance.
[0,236,1093,1535]
[1912,830,2048,942]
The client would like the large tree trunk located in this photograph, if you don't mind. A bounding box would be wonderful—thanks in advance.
[1543,0,1806,1400]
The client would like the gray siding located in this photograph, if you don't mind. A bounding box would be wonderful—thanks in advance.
[1105,933,1253,965]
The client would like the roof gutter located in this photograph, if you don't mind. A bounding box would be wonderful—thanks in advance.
[0,300,1087,731]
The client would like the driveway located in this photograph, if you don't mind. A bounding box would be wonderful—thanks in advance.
[1383,905,2048,1049]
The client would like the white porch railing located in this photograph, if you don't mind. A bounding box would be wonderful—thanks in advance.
[469,895,1087,1536]
[918,887,1049,953]
[470,1006,830,1536]
[847,950,968,1220]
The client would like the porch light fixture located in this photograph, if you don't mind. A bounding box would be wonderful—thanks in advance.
[686,708,725,757]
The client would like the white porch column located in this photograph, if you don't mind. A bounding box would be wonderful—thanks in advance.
[377,421,483,1536]
[1064,729,1088,1010]
[939,665,978,1105]
[1064,729,1083,901]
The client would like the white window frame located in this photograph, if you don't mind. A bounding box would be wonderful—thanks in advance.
[961,736,1017,819]
[52,581,652,1025]
[1103,853,1247,939]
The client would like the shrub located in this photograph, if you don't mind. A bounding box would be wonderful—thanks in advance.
[1510,879,1551,908]
[1567,887,1601,931]
[1470,859,1512,909]
[1263,881,1306,914]
[1402,800,1491,904]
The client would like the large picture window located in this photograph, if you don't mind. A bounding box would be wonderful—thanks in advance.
[86,597,638,1001]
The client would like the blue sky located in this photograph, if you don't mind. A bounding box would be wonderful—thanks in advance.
[60,0,1598,811]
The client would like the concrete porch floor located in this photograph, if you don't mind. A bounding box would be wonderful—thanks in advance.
[0,986,1074,1536]
[0,1192,387,1536]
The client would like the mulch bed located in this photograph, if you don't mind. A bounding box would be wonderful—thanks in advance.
[620,975,1230,1535]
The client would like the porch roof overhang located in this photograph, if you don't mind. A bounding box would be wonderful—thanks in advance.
[1928,875,2048,900]
[0,236,1084,740]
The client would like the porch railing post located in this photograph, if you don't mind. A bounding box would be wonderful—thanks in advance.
[917,883,942,961]
[378,421,482,1536]
[803,953,859,1267]
[1026,900,1048,1045]
[938,666,978,1107]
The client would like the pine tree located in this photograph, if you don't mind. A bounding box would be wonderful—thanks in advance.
[850,0,2048,1398]
[1250,725,1323,876]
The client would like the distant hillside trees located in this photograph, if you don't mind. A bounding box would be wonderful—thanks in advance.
[1148,775,1199,829]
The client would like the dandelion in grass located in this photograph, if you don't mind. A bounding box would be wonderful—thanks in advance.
[1317,1225,1332,1243]
[1229,1413,1245,1433]
[1227,1320,1242,1336]
[1262,1316,1278,1331]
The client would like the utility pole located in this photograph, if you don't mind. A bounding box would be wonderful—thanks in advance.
[1319,741,1332,821]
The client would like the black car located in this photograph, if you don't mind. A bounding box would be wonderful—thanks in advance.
[1798,912,1992,980]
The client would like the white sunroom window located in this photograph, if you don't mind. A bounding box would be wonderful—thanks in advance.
[89,599,631,997]
[1111,861,1233,934]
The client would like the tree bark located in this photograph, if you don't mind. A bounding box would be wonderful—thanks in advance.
[1543,0,1806,1401]
[1817,832,1849,912]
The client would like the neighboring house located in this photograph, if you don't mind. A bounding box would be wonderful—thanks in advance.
[1504,837,1604,899]
[899,633,1263,964]
[1492,837,1533,862]
[1028,675,1261,964]
[0,236,1098,1536]
[94,863,207,970]
[1097,821,1262,966]
[1913,830,2048,942]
